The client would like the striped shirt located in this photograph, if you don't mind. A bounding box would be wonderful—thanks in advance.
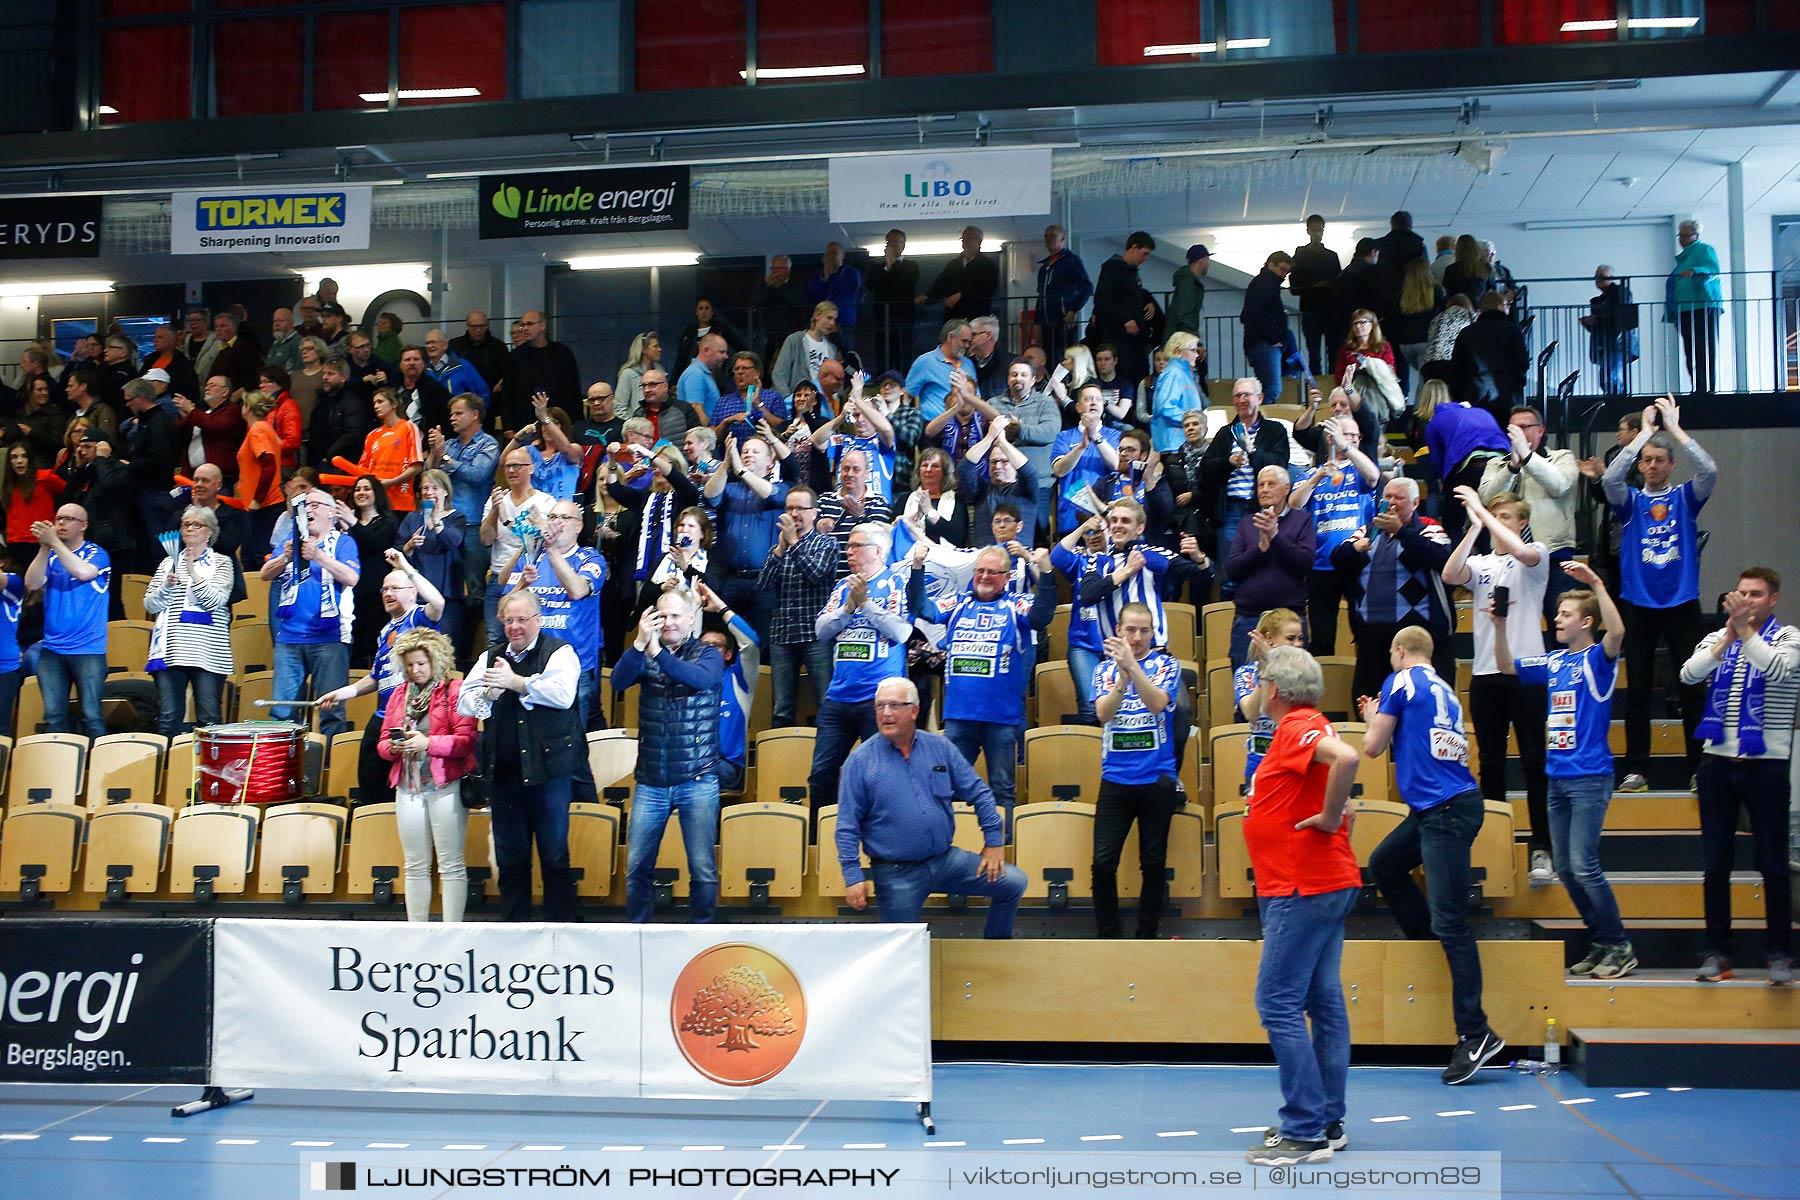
[814,490,892,576]
[1224,420,1261,501]
[1680,624,1800,761]
[143,551,236,676]
[1077,541,1171,648]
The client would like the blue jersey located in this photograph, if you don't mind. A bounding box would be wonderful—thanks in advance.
[0,573,23,673]
[1094,650,1181,786]
[527,443,579,502]
[1516,642,1619,778]
[826,433,896,502]
[45,542,111,655]
[371,606,437,718]
[1377,664,1478,811]
[274,531,359,645]
[504,546,606,672]
[1049,425,1122,532]
[936,592,1034,726]
[1614,481,1705,608]
[821,566,912,703]
[1088,541,1171,647]
[1235,662,1274,786]
[1306,466,1378,569]
[717,615,758,769]
[1049,543,1105,653]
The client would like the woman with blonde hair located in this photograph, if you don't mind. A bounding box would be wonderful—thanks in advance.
[772,301,841,397]
[1151,331,1202,452]
[1418,378,1509,545]
[903,445,970,546]
[236,389,286,566]
[1441,234,1492,307]
[1232,606,1308,787]
[144,503,235,735]
[377,627,478,924]
[289,334,331,424]
[1392,258,1445,387]
[616,331,662,415]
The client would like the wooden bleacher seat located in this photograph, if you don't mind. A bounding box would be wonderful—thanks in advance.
[719,801,809,899]
[1012,799,1096,899]
[1,802,85,895]
[255,801,347,896]
[1209,723,1254,801]
[753,727,816,807]
[1164,602,1197,661]
[1201,602,1233,661]
[1022,725,1101,806]
[82,803,172,895]
[611,677,640,731]
[302,732,329,796]
[1046,604,1071,662]
[749,664,773,740]
[232,621,274,675]
[1033,661,1079,726]
[233,588,271,624]
[345,802,403,895]
[1214,796,1253,898]
[165,733,197,807]
[464,808,499,898]
[1206,659,1239,734]
[316,672,376,734]
[119,574,153,622]
[14,676,44,738]
[106,620,155,675]
[170,803,259,896]
[0,732,12,795]
[7,733,87,812]
[226,670,277,722]
[1349,798,1412,867]
[813,804,865,898]
[1332,722,1395,803]
[567,802,619,897]
[85,734,165,810]
[322,729,366,805]
[587,729,638,807]
[1317,655,1356,719]
[1473,798,1518,897]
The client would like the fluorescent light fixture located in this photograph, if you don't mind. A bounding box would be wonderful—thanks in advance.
[0,279,114,298]
[1204,224,1363,273]
[356,87,482,102]
[293,263,430,294]
[1560,17,1698,31]
[566,251,701,271]
[1143,38,1271,56]
[860,238,1004,256]
[738,65,865,80]
[97,105,119,115]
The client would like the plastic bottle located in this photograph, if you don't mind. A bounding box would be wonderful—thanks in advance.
[1543,1018,1562,1074]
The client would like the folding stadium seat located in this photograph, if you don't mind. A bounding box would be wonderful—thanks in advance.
[1201,602,1234,660]
[233,588,271,625]
[567,802,620,897]
[255,801,347,899]
[226,670,277,722]
[82,803,172,898]
[317,672,377,734]
[1333,723,1395,803]
[1317,656,1357,720]
[1472,798,1519,898]
[753,727,815,807]
[718,801,809,901]
[1022,726,1101,806]
[0,802,84,899]
[170,803,259,899]
[1214,796,1254,898]
[1206,659,1240,732]
[1208,723,1254,803]
[1046,604,1071,662]
[749,664,773,741]
[612,678,640,731]
[464,808,499,900]
[106,620,155,675]
[323,730,367,805]
[85,733,166,810]
[812,803,865,898]
[1349,798,1412,868]
[165,732,197,807]
[14,676,43,738]
[119,574,153,623]
[0,733,14,793]
[302,732,329,796]
[231,621,275,675]
[345,802,403,900]
[1033,661,1078,727]
[588,729,638,807]
[1011,798,1096,902]
[7,733,88,811]
[1164,602,1197,660]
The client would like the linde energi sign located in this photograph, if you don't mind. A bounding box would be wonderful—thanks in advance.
[828,148,1052,223]
[478,166,690,239]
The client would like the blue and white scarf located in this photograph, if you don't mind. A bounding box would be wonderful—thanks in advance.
[634,489,673,582]
[1697,617,1780,756]
[146,550,220,673]
[276,530,345,622]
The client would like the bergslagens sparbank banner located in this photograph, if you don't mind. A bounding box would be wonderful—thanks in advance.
[829,148,1052,224]
[170,185,373,255]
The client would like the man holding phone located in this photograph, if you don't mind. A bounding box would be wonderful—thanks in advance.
[1441,487,1553,879]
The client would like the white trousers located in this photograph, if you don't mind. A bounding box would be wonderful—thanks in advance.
[395,780,469,923]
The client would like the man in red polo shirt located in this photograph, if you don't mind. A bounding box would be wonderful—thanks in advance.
[1243,645,1363,1166]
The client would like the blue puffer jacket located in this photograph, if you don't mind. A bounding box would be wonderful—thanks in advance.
[612,635,725,786]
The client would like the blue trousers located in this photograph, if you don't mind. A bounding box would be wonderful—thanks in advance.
[272,640,350,738]
[870,847,1026,938]
[1246,342,1284,407]
[1547,774,1627,947]
[1067,645,1102,723]
[942,718,1019,829]
[154,667,225,737]
[1255,886,1358,1143]
[625,776,720,923]
[39,650,107,739]
[809,697,880,811]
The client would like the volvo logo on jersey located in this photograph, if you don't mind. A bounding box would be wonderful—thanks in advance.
[0,195,103,259]
[478,166,690,239]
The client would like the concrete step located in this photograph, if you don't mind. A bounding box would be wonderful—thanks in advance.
[1533,917,1768,970]
[1569,1025,1800,1088]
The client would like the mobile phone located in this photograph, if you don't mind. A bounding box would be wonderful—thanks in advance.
[1376,498,1390,516]
[1493,585,1511,618]
[1050,364,1070,385]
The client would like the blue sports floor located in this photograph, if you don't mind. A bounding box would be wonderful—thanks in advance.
[1,1061,1792,1198]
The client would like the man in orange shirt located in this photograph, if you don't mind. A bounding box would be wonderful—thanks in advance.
[1242,646,1363,1167]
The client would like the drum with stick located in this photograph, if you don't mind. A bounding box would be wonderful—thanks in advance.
[196,717,307,805]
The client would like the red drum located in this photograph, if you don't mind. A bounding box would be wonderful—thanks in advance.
[196,721,306,806]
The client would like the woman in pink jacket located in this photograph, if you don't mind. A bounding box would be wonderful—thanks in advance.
[377,627,478,922]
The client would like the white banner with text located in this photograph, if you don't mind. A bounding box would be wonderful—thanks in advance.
[828,149,1052,223]
[169,184,373,255]
[211,920,928,1101]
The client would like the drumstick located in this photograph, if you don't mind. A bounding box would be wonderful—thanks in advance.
[254,699,324,708]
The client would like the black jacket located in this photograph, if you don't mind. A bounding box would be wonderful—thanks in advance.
[121,403,179,492]
[1288,243,1343,314]
[395,374,453,438]
[923,253,1000,322]
[1373,228,1427,321]
[1093,254,1155,344]
[866,257,920,331]
[307,382,372,469]
[1240,269,1290,351]
[1451,311,1528,423]
[448,333,508,388]
[1328,258,1382,349]
[1196,418,1291,525]
[65,458,135,559]
[477,633,586,788]
[499,341,582,433]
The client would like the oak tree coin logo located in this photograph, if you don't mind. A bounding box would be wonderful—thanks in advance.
[671,943,806,1086]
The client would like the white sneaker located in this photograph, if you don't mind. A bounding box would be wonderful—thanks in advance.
[1618,773,1649,793]
[1529,849,1554,881]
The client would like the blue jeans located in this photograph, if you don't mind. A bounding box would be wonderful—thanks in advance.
[770,638,834,727]
[1229,613,1258,672]
[154,667,225,737]
[1216,498,1254,599]
[870,847,1026,938]
[942,718,1019,828]
[809,696,880,811]
[1368,790,1490,1042]
[1067,645,1102,723]
[1255,886,1359,1144]
[626,776,720,923]
[272,640,350,738]
[719,573,775,647]
[1246,342,1283,407]
[1547,774,1627,947]
[490,771,575,922]
[0,668,18,736]
[39,650,107,739]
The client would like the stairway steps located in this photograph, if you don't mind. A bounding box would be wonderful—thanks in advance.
[1569,1025,1800,1088]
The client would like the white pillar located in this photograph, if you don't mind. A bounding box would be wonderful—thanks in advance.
[1727,161,1749,393]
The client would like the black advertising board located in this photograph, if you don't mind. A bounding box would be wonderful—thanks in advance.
[478,166,690,239]
[0,196,104,259]
[0,919,211,1083]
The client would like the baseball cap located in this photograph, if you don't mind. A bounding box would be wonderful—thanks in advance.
[81,429,112,447]
[872,369,905,391]
[1187,244,1210,263]
[142,368,171,384]
[318,301,348,317]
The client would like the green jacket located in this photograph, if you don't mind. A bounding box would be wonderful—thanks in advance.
[1167,266,1206,335]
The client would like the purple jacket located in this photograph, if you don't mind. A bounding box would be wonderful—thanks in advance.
[1425,402,1509,483]
[1227,506,1316,617]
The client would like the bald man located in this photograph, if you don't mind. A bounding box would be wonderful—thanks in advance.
[450,309,508,389]
[498,308,580,435]
[27,504,112,739]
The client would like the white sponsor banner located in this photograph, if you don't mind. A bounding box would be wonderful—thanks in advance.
[212,920,642,1097]
[169,184,373,255]
[828,149,1052,224]
[211,920,929,1103]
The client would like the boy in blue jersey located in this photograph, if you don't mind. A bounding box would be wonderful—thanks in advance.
[1078,499,1172,649]
[1357,626,1503,1084]
[28,505,111,739]
[1498,560,1636,980]
[1092,602,1184,938]
[1288,415,1379,656]
[929,544,1060,828]
[1234,608,1307,793]
[1050,514,1111,723]
[811,373,897,503]
[1599,395,1715,791]
[697,583,761,796]
[807,524,924,814]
